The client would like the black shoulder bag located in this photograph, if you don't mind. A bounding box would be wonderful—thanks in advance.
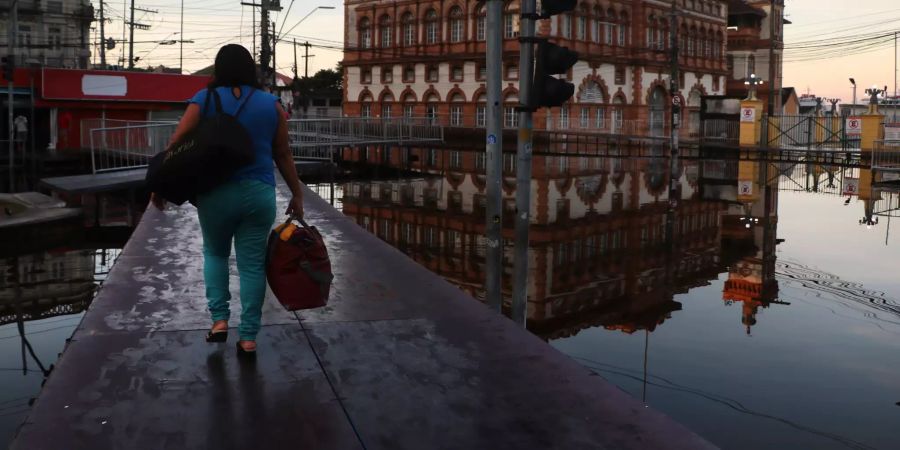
[147,88,257,205]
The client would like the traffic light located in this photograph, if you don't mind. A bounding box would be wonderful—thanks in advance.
[529,41,579,108]
[1,56,13,82]
[540,0,578,18]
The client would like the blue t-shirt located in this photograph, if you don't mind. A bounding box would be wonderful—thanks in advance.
[188,86,280,186]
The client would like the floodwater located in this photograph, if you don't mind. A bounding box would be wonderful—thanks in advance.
[0,219,130,444]
[338,153,900,450]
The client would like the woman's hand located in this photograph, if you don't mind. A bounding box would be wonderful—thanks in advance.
[286,194,304,219]
[151,193,167,211]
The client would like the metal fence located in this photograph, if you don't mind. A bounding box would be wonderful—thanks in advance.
[765,115,854,150]
[873,140,900,172]
[89,123,177,173]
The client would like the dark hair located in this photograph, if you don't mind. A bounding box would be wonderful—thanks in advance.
[208,44,261,88]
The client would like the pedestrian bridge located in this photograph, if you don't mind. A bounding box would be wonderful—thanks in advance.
[84,117,444,173]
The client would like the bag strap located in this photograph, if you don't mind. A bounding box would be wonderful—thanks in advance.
[209,88,224,114]
[233,88,257,119]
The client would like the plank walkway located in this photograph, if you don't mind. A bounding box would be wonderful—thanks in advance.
[11,180,717,450]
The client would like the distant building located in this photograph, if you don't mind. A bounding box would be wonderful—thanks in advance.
[725,0,786,113]
[0,0,94,69]
[343,0,730,138]
[781,87,798,115]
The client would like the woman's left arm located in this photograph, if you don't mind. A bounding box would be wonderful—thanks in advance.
[152,102,202,210]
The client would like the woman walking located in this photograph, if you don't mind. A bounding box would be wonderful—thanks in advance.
[151,44,305,355]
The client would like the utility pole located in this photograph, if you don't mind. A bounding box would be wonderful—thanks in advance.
[126,2,153,69]
[511,0,536,325]
[485,0,504,312]
[767,0,777,115]
[180,0,184,73]
[303,41,312,78]
[7,0,18,192]
[271,20,277,88]
[292,38,298,78]
[99,0,106,68]
[129,0,135,69]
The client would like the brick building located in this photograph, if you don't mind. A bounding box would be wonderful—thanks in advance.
[725,0,786,112]
[342,0,730,137]
[341,148,729,333]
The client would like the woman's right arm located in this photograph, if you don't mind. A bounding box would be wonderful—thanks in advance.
[167,103,202,147]
[273,102,305,218]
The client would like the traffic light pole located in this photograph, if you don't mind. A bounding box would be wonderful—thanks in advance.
[511,0,536,326]
[7,0,18,192]
[485,0,504,312]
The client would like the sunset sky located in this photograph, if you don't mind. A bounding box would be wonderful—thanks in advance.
[102,0,899,103]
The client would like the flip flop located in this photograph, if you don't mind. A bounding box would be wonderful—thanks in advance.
[236,341,257,358]
[206,329,228,343]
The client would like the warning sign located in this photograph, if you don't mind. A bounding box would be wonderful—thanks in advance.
[740,107,756,123]
[885,123,900,141]
[846,117,862,136]
[842,177,860,196]
[738,180,754,196]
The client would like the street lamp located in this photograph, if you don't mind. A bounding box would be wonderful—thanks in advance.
[744,73,764,101]
[849,78,857,113]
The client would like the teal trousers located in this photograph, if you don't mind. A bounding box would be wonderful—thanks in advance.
[196,179,276,341]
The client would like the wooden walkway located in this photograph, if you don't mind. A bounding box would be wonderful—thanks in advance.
[11,180,716,450]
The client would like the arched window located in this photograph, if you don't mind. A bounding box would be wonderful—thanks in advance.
[646,15,656,49]
[578,81,606,103]
[612,95,625,132]
[504,93,518,128]
[425,9,439,44]
[425,93,440,124]
[476,93,487,127]
[361,93,374,118]
[379,15,392,48]
[592,7,602,44]
[402,93,416,118]
[450,6,464,43]
[381,93,394,118]
[402,12,416,46]
[649,86,666,136]
[476,3,487,41]
[449,93,465,126]
[359,17,372,49]
[504,4,519,39]
[687,26,696,56]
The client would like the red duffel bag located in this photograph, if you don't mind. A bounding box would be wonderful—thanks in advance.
[265,217,333,311]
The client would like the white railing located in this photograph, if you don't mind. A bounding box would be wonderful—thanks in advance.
[80,119,176,149]
[89,123,177,174]
[287,117,444,160]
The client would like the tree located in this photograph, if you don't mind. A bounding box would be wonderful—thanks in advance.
[292,63,342,114]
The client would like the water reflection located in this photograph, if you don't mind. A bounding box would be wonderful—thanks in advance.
[339,150,900,450]
[0,238,125,444]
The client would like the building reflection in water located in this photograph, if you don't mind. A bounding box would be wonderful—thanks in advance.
[340,148,794,338]
[0,247,123,373]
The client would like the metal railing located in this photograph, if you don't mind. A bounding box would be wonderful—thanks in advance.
[89,123,177,173]
[765,115,854,150]
[700,119,740,145]
[873,140,900,172]
[80,119,177,149]
[85,117,444,171]
[287,117,444,160]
